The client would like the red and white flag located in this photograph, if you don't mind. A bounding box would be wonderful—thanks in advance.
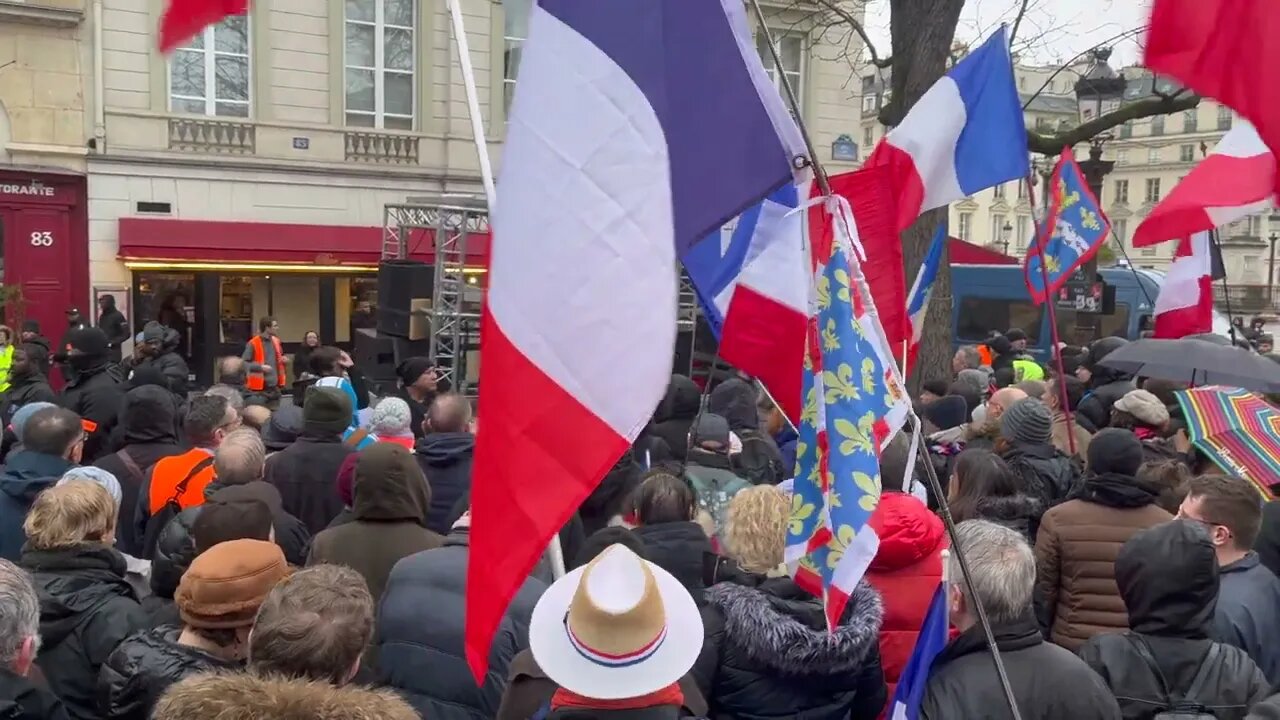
[1133,122,1275,248]
[1153,232,1215,339]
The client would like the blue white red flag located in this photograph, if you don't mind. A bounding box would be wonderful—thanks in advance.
[889,580,950,720]
[864,26,1029,233]
[788,193,911,628]
[1023,148,1111,304]
[466,0,807,683]
[903,223,947,374]
[683,182,810,424]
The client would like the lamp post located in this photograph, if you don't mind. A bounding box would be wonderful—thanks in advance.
[1002,221,1013,255]
[1269,211,1280,307]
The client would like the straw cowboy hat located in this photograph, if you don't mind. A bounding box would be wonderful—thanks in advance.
[529,543,703,700]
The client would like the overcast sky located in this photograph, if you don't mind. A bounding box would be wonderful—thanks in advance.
[862,0,1149,68]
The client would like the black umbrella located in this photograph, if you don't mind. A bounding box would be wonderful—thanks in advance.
[1098,338,1280,393]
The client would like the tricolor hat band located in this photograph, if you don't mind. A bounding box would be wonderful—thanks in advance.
[563,614,669,668]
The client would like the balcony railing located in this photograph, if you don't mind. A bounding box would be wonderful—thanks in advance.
[1213,284,1278,313]
[345,131,419,164]
[168,117,254,154]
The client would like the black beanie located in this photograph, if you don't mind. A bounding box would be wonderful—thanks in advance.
[1088,428,1145,477]
[924,395,969,431]
[397,356,433,385]
[303,387,352,436]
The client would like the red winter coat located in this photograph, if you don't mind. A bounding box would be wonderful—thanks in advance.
[865,491,947,718]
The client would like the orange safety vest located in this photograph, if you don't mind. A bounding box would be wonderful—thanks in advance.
[247,334,287,391]
[147,448,217,515]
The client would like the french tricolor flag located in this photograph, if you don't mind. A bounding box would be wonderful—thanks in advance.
[683,183,810,424]
[904,223,946,374]
[466,0,806,683]
[1153,231,1225,339]
[865,27,1030,233]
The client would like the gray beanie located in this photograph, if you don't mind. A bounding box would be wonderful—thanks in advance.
[999,397,1053,445]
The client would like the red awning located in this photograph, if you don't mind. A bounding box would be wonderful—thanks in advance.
[117,217,491,266]
[949,237,1019,265]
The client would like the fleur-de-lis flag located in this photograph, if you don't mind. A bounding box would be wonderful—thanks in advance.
[1023,147,1112,304]
[787,193,911,630]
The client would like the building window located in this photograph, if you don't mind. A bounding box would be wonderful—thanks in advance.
[1113,218,1128,246]
[1017,180,1027,199]
[863,126,873,148]
[1150,115,1164,136]
[1016,215,1031,251]
[993,183,1006,200]
[991,214,1006,246]
[1116,149,1129,165]
[1148,148,1160,164]
[958,212,972,242]
[1113,179,1129,204]
[1218,106,1233,130]
[757,32,805,111]
[1183,109,1198,133]
[1145,178,1161,203]
[861,74,875,93]
[1119,121,1133,139]
[503,0,531,112]
[1179,144,1195,162]
[344,0,415,130]
[169,16,250,117]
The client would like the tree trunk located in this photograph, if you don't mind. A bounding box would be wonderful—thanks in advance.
[886,0,965,392]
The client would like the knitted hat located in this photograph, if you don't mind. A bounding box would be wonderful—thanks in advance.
[21,320,39,334]
[1114,389,1170,428]
[55,327,109,361]
[303,387,352,436]
[370,397,413,437]
[11,402,57,442]
[924,395,969,432]
[262,405,304,451]
[1005,328,1028,343]
[396,356,434,386]
[1087,428,1145,477]
[141,321,166,345]
[59,467,123,506]
[999,397,1053,445]
[176,538,289,629]
[956,369,990,395]
[690,413,731,448]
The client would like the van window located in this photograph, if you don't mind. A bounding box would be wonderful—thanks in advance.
[1056,304,1132,340]
[956,297,1044,343]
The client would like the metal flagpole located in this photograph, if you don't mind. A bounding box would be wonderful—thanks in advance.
[446,0,497,208]
[1025,176,1078,457]
[749,3,1021,717]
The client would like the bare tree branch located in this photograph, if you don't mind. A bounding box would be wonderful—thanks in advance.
[1007,0,1032,50]
[1028,92,1201,155]
[813,0,892,68]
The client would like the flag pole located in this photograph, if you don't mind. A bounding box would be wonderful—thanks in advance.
[1211,229,1241,345]
[1024,175,1077,457]
[445,0,497,208]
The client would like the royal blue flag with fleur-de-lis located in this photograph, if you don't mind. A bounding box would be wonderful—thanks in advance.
[786,195,910,630]
[1023,148,1112,304]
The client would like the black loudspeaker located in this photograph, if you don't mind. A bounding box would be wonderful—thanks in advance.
[377,260,434,337]
[353,328,433,395]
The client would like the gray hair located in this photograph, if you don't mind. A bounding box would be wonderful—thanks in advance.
[0,559,39,665]
[955,345,983,370]
[205,384,245,412]
[213,428,266,485]
[949,520,1035,625]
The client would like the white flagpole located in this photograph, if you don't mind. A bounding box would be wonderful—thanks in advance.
[446,0,497,208]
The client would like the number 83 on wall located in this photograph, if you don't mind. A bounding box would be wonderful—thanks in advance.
[29,231,52,247]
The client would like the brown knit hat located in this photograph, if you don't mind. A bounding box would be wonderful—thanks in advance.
[176,538,289,629]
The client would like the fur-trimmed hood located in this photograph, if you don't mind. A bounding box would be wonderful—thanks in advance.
[976,494,1042,525]
[152,672,419,720]
[707,577,883,675]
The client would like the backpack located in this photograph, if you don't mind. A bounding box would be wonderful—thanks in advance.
[685,465,751,539]
[141,456,214,560]
[1127,634,1220,719]
[732,430,785,485]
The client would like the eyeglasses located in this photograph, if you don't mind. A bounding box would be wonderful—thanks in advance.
[1179,512,1233,539]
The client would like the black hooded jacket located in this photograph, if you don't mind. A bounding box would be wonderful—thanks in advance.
[0,451,75,561]
[264,426,353,535]
[999,441,1081,510]
[96,626,238,720]
[141,505,197,630]
[1079,520,1269,720]
[58,357,125,463]
[94,386,187,558]
[709,379,785,485]
[632,521,713,605]
[0,369,55,427]
[415,432,475,535]
[651,375,702,461]
[22,544,148,720]
[0,667,68,720]
[1077,337,1136,430]
[579,450,643,536]
[97,299,129,362]
[692,576,886,720]
[972,493,1044,547]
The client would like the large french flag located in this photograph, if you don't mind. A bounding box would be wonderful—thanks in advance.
[904,223,946,374]
[683,183,810,424]
[1154,232,1222,339]
[467,0,805,682]
[1133,121,1275,248]
[865,26,1029,233]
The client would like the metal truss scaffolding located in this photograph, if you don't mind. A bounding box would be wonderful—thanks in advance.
[381,195,487,395]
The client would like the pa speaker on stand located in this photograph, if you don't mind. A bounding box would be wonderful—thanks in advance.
[377,260,434,338]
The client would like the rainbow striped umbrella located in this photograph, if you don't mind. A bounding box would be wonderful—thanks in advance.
[1176,386,1280,498]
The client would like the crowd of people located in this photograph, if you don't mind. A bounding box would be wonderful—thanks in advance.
[0,317,1279,718]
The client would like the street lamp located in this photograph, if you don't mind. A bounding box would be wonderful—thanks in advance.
[1001,221,1013,255]
[1269,211,1280,307]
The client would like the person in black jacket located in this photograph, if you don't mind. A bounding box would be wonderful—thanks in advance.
[1076,336,1135,431]
[996,397,1081,510]
[415,392,475,534]
[263,387,354,534]
[1,347,55,428]
[56,328,124,464]
[629,472,713,605]
[1080,519,1268,719]
[650,375,702,462]
[0,407,81,561]
[921,520,1121,720]
[21,481,147,720]
[97,538,287,720]
[19,322,50,378]
[0,558,69,720]
[96,295,129,365]
[693,486,887,720]
[708,378,785,485]
[117,323,188,397]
